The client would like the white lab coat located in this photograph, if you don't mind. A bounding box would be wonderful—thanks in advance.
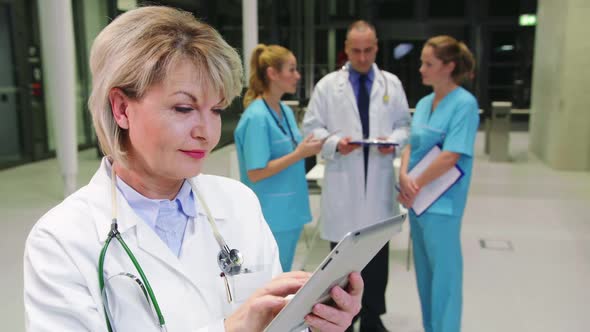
[24,158,282,331]
[303,63,411,242]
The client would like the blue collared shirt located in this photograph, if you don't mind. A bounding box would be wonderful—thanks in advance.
[348,65,375,102]
[116,176,197,257]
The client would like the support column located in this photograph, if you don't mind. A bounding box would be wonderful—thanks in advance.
[327,0,337,71]
[37,0,78,196]
[242,0,258,85]
[529,0,590,171]
[304,0,315,99]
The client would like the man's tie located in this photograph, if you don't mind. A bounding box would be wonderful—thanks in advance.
[358,74,370,186]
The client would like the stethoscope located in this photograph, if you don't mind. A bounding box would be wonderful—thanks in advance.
[98,167,243,331]
[341,63,390,103]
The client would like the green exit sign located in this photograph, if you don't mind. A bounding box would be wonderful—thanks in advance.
[519,14,537,26]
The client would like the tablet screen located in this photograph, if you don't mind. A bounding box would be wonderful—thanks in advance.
[264,214,406,332]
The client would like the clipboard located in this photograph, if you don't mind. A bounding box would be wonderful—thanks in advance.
[264,214,406,332]
[397,145,464,216]
[349,138,398,147]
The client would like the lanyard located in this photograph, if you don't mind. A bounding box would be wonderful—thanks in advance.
[262,98,297,148]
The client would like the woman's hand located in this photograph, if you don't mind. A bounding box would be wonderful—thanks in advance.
[398,173,420,208]
[224,271,310,332]
[397,190,415,208]
[305,272,363,332]
[295,134,325,159]
[224,271,363,332]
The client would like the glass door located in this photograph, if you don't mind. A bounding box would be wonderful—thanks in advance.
[0,2,23,165]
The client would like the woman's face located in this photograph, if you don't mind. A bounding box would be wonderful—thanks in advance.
[123,59,223,182]
[419,45,454,87]
[273,54,301,94]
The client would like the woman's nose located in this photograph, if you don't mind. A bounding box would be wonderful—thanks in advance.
[190,110,215,140]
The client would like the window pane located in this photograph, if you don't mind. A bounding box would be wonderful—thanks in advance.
[375,0,414,19]
[429,0,465,18]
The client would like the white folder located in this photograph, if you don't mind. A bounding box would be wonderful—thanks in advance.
[399,145,464,216]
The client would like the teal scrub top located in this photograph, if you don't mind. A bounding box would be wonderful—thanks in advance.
[234,99,312,232]
[409,87,479,217]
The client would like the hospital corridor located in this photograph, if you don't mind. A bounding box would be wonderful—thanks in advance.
[1,129,589,331]
[1,0,590,331]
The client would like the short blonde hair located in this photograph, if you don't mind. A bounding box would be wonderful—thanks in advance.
[243,44,292,108]
[89,6,243,165]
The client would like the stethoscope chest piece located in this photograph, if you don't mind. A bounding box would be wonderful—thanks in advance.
[218,248,244,275]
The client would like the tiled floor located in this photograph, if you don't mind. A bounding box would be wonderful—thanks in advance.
[2,131,589,331]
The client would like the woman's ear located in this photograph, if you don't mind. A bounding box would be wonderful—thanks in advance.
[109,88,131,129]
[444,61,456,77]
[266,66,279,82]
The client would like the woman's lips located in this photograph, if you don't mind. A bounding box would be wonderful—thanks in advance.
[180,150,206,159]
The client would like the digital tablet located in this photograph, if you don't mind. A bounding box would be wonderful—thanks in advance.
[264,213,406,332]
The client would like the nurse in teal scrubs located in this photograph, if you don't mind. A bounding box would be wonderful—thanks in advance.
[398,36,479,332]
[234,44,323,271]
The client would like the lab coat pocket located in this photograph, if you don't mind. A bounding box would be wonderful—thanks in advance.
[102,272,162,331]
[229,266,272,304]
[426,195,454,216]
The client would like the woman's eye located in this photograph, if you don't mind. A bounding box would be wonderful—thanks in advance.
[212,108,224,115]
[174,106,193,113]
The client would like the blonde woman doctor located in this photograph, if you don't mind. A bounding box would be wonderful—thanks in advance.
[23,7,362,332]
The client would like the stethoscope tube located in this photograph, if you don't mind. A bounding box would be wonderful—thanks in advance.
[99,165,241,331]
[191,179,244,275]
[99,171,167,331]
[99,227,167,331]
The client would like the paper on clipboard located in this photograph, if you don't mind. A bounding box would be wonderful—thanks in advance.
[404,145,463,216]
[349,138,398,146]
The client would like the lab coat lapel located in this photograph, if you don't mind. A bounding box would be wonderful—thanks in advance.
[370,64,384,103]
[111,188,197,287]
[123,205,213,313]
[134,218,189,274]
[177,175,231,298]
[90,158,199,288]
[369,64,385,137]
[337,69,361,123]
[90,159,137,242]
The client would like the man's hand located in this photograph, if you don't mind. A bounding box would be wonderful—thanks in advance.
[337,137,361,155]
[376,136,396,155]
[377,145,396,155]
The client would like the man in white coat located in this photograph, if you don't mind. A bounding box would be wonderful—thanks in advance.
[303,20,411,332]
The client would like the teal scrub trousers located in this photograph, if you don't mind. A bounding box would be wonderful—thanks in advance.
[410,211,463,332]
[272,227,303,272]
